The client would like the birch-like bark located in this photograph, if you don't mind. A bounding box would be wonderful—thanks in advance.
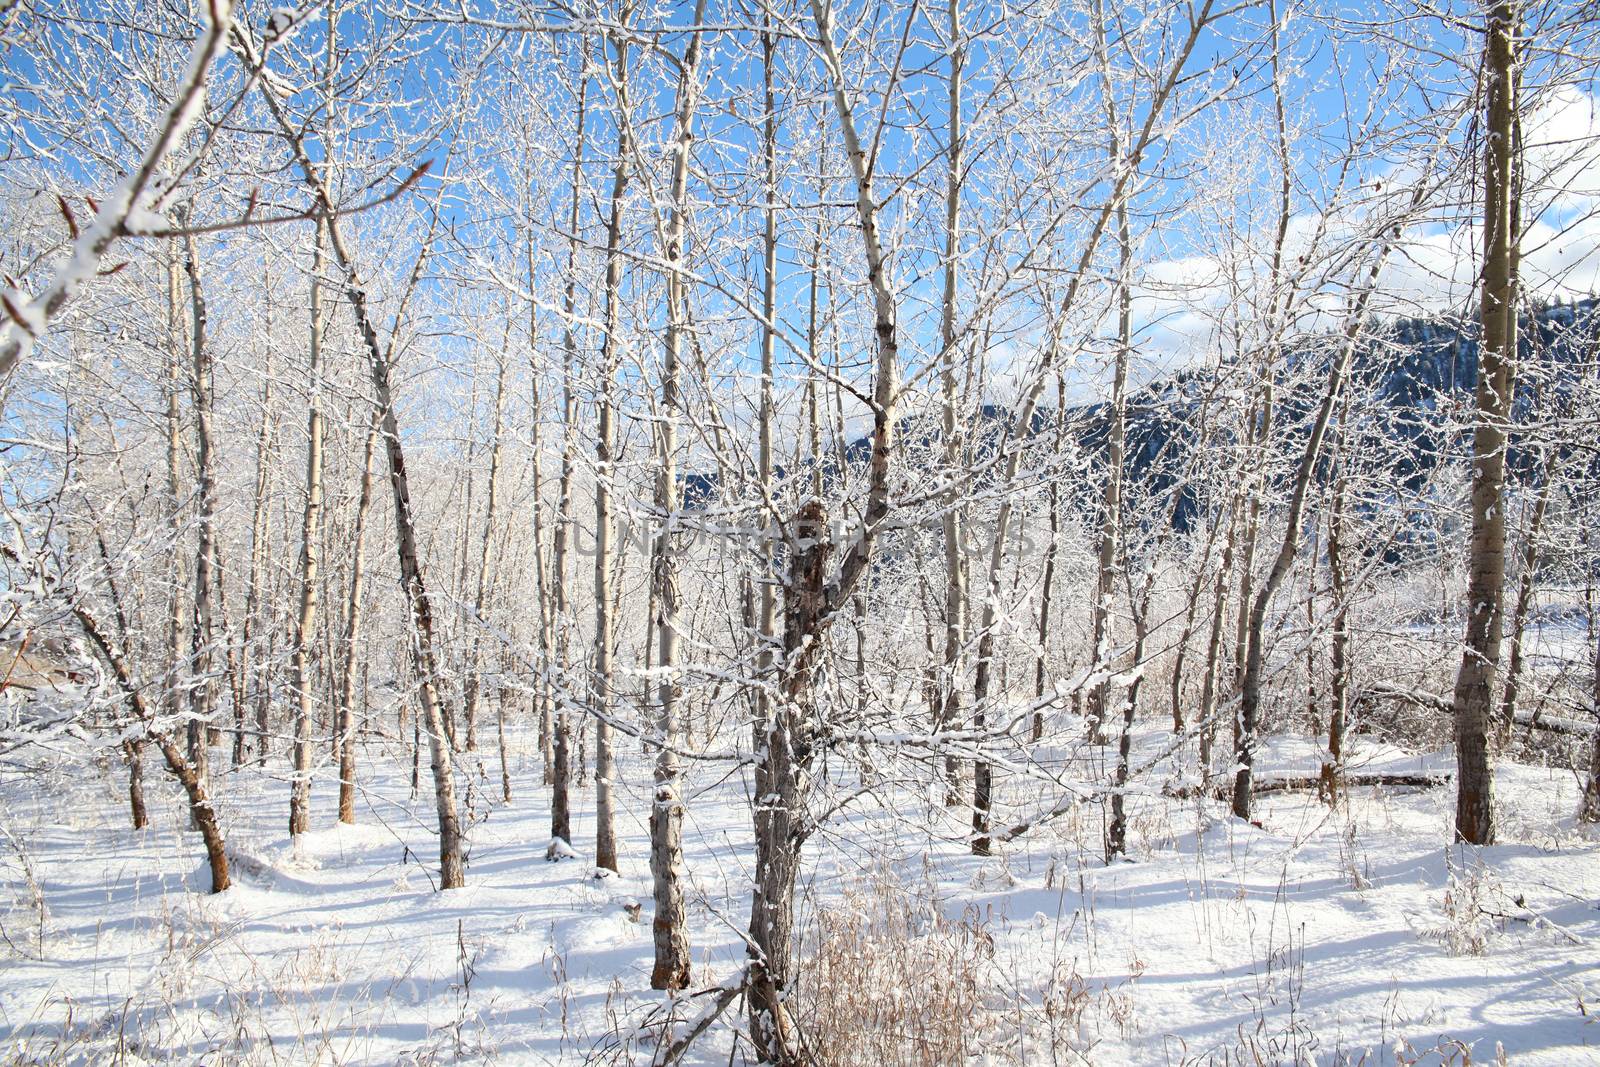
[239,357,274,761]
[1233,225,1407,820]
[337,407,380,824]
[527,229,555,785]
[939,0,968,794]
[1497,449,1552,743]
[754,25,779,770]
[743,5,908,1057]
[464,347,508,754]
[550,50,590,847]
[238,26,466,886]
[76,605,230,893]
[289,216,328,839]
[648,0,706,993]
[165,250,190,765]
[1321,408,1351,803]
[592,12,634,877]
[243,300,279,766]
[91,527,150,831]
[1106,567,1154,859]
[182,225,216,807]
[1086,191,1133,747]
[1199,495,1242,775]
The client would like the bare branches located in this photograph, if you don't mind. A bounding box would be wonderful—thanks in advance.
[0,0,235,387]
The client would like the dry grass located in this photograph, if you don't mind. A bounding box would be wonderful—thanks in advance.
[793,869,1007,1067]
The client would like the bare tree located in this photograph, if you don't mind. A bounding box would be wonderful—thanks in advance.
[646,0,708,994]
[1449,0,1522,845]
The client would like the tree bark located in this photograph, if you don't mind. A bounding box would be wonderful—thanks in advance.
[1321,411,1352,804]
[647,0,707,993]
[591,13,634,878]
[464,345,508,755]
[939,0,969,795]
[164,248,190,770]
[1086,191,1133,747]
[289,216,328,839]
[240,330,276,766]
[336,407,380,824]
[1451,0,1519,845]
[1497,449,1553,742]
[181,224,216,812]
[1107,568,1154,860]
[549,46,589,846]
[76,606,229,893]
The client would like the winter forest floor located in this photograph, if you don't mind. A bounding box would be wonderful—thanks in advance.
[0,723,1596,1066]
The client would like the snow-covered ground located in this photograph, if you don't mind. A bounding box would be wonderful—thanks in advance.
[0,727,1596,1065]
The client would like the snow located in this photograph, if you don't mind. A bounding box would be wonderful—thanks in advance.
[0,726,1596,1064]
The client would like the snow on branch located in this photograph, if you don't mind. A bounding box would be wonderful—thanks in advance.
[0,0,236,388]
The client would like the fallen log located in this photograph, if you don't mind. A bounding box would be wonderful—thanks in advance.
[1514,709,1598,739]
[1165,771,1449,800]
[1362,683,1598,739]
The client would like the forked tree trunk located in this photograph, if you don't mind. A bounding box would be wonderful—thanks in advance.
[1451,0,1519,845]
[247,61,466,885]
[746,4,906,1055]
[751,501,833,1064]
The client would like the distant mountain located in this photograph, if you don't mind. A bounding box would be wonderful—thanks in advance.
[686,297,1600,548]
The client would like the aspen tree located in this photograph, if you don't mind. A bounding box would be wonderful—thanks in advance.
[592,6,636,877]
[288,215,327,840]
[647,0,708,993]
[1450,0,1521,845]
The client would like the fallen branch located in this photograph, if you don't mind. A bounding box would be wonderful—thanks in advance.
[1361,682,1453,714]
[1164,771,1449,800]
[1514,709,1598,739]
[652,968,748,1067]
